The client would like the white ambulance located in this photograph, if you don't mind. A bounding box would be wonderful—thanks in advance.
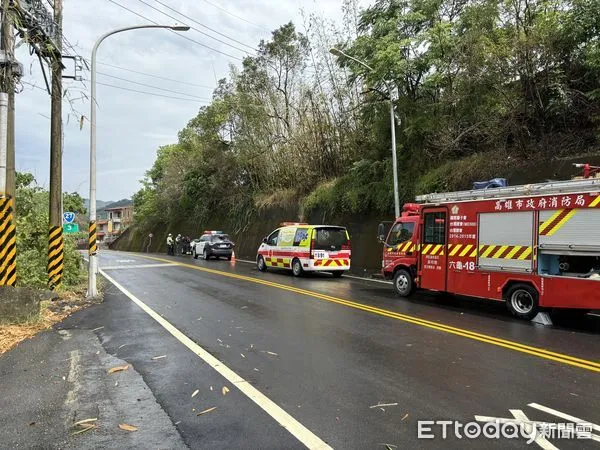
[256,223,351,277]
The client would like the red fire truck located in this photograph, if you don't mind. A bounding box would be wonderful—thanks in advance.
[378,175,600,319]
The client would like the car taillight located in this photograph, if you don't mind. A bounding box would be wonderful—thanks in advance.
[342,242,351,251]
[310,237,315,259]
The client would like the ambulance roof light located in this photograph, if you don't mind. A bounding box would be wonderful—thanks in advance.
[203,230,225,234]
[280,222,308,226]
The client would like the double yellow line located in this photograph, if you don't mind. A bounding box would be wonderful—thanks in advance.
[135,254,600,373]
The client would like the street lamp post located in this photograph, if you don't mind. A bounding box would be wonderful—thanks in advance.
[329,48,400,218]
[87,24,189,298]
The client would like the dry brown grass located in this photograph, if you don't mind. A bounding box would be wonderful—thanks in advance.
[0,286,94,356]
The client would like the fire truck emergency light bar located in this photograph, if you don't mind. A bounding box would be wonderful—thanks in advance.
[416,177,600,203]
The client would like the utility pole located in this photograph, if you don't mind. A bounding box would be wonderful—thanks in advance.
[0,0,17,286]
[48,0,63,289]
[2,0,13,199]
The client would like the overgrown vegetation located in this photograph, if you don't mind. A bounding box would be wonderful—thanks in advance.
[15,172,86,289]
[133,0,600,231]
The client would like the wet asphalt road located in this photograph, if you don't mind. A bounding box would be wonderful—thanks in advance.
[84,250,599,449]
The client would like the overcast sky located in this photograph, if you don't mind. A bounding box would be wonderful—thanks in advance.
[16,0,367,201]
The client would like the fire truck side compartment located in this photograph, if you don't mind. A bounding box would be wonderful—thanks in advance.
[538,208,600,278]
[478,212,534,272]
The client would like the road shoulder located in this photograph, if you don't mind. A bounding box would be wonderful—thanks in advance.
[0,323,185,449]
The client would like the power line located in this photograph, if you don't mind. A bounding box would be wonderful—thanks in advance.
[96,81,207,102]
[97,71,211,100]
[152,0,256,52]
[105,0,243,61]
[95,61,214,89]
[22,81,48,92]
[136,0,252,54]
[199,0,270,33]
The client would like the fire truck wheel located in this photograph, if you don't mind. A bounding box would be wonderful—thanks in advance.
[506,284,539,320]
[257,255,267,272]
[394,269,414,297]
[292,258,303,277]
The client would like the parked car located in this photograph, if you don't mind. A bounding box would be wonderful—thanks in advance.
[192,231,235,260]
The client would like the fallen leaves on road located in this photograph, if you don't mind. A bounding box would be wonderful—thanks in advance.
[151,355,166,360]
[73,418,98,426]
[71,418,98,436]
[261,351,279,356]
[222,386,230,395]
[91,326,104,332]
[191,389,199,398]
[72,424,96,435]
[240,353,245,358]
[401,413,409,421]
[119,423,138,432]
[108,364,129,374]
[369,402,398,409]
[196,407,217,416]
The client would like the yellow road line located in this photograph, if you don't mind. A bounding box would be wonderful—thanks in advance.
[130,254,600,373]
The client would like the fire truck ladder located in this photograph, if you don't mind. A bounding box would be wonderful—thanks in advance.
[415,178,600,203]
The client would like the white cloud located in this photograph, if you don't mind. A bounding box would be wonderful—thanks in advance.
[14,0,370,200]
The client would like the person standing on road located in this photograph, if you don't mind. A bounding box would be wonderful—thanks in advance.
[175,234,182,256]
[167,233,174,255]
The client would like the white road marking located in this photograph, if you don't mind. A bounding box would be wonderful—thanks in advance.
[100,269,332,450]
[510,409,558,450]
[477,404,600,447]
[528,403,600,432]
[116,259,137,263]
[344,275,392,285]
[101,263,176,270]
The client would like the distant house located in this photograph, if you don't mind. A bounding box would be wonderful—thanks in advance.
[104,200,134,242]
[97,219,109,243]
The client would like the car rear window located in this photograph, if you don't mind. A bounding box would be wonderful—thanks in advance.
[210,234,231,242]
[313,227,348,251]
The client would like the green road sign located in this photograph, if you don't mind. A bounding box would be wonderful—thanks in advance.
[63,223,79,234]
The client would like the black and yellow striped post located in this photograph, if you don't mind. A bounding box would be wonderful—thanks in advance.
[89,221,97,255]
[48,225,64,289]
[0,196,16,286]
